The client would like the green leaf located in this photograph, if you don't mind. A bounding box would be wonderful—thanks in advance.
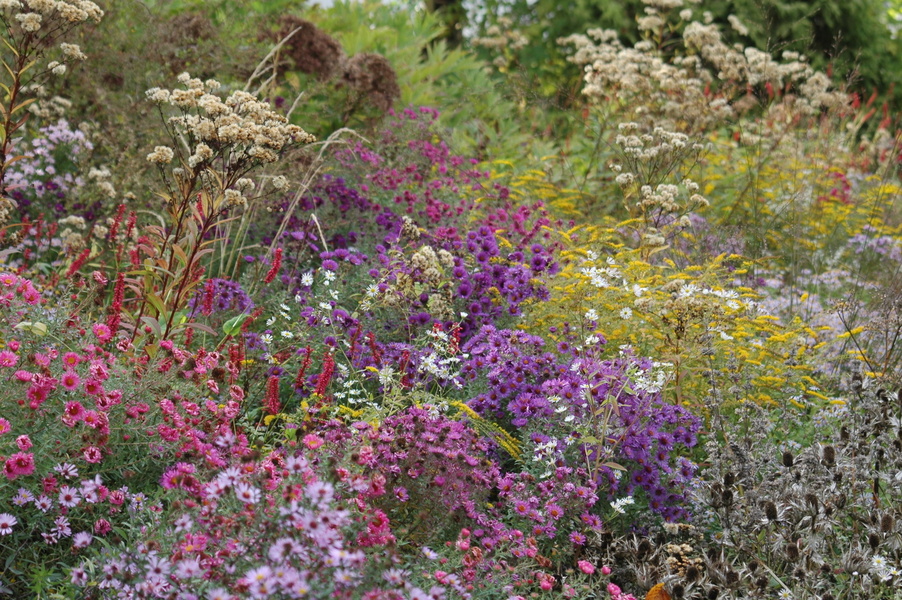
[222,314,251,336]
[14,321,48,336]
[144,293,167,318]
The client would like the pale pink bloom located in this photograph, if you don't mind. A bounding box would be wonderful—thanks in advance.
[0,513,16,535]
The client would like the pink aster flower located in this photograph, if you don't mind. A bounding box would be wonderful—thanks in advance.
[83,446,103,464]
[60,371,81,391]
[234,481,261,504]
[83,379,104,396]
[93,519,112,535]
[0,417,10,435]
[58,485,81,508]
[578,560,595,575]
[0,350,18,367]
[92,323,112,343]
[62,352,82,367]
[4,452,36,479]
[72,531,93,548]
[63,401,86,422]
[0,513,17,535]
[303,433,324,450]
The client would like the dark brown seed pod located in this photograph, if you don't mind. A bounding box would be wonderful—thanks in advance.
[721,489,733,506]
[823,445,836,466]
[786,542,800,560]
[880,514,894,533]
[869,533,880,549]
[782,451,794,468]
[707,588,720,600]
[765,501,778,521]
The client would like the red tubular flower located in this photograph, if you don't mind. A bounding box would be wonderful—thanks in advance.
[106,273,125,333]
[294,346,312,390]
[264,248,283,284]
[66,248,91,278]
[108,204,126,240]
[314,352,334,396]
[202,279,215,316]
[399,350,411,388]
[241,307,264,334]
[264,376,281,415]
[367,331,381,366]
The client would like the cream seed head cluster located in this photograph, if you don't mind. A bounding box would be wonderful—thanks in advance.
[560,0,845,133]
[145,73,315,208]
[0,0,101,56]
[0,0,103,35]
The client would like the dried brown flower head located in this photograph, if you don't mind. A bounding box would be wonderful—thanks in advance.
[341,52,400,113]
[271,15,344,80]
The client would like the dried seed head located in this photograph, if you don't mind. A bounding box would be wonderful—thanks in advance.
[686,566,700,582]
[782,451,794,468]
[785,542,799,560]
[880,514,894,533]
[822,445,836,466]
[805,493,819,510]
[868,533,880,549]
[723,472,735,487]
[721,489,733,506]
[707,588,720,600]
[271,16,344,80]
[765,501,778,521]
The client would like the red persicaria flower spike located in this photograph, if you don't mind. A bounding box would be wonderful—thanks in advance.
[399,350,411,388]
[264,248,283,284]
[202,280,215,316]
[295,346,313,389]
[108,204,126,240]
[264,376,281,415]
[314,351,334,396]
[106,273,126,333]
[367,331,381,366]
[124,212,137,240]
[241,307,264,334]
[66,248,91,278]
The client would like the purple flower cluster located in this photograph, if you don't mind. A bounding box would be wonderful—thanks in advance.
[6,119,100,220]
[460,326,701,521]
[188,278,254,317]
